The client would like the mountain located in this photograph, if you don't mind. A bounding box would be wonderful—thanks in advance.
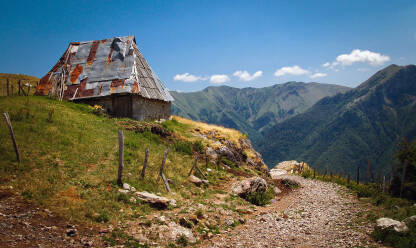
[171,82,350,142]
[258,64,416,177]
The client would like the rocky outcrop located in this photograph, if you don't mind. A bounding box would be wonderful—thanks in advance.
[231,177,268,197]
[271,160,310,178]
[376,217,409,233]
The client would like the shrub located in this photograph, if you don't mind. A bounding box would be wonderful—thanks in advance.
[192,140,204,154]
[222,157,236,168]
[244,187,274,206]
[174,141,193,155]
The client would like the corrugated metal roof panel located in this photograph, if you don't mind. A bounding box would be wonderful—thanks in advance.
[36,35,173,102]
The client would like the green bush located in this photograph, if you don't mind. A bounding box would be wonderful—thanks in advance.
[244,187,274,206]
[222,157,236,168]
[372,222,416,248]
[192,140,204,154]
[173,141,193,155]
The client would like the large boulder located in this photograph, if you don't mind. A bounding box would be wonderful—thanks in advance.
[376,217,409,233]
[231,177,267,197]
[133,191,171,209]
[188,175,202,186]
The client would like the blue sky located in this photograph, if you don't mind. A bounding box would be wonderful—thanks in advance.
[1,0,415,92]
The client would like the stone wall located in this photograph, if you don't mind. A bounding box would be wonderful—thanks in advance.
[74,94,171,121]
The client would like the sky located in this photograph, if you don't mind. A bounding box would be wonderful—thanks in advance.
[1,0,415,92]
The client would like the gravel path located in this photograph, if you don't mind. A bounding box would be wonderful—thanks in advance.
[200,175,382,248]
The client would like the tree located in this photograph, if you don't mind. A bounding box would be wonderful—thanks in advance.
[390,140,416,200]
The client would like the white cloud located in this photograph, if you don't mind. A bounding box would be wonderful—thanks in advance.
[322,62,330,68]
[333,49,390,66]
[310,72,327,79]
[210,74,230,84]
[233,70,263,81]
[274,65,309,77]
[173,73,207,82]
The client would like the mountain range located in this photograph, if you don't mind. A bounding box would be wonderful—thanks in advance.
[258,64,416,176]
[171,82,349,141]
[171,64,416,177]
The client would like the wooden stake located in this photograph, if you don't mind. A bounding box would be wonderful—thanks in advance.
[6,79,9,96]
[3,113,21,163]
[188,156,198,176]
[366,160,370,184]
[157,148,170,182]
[313,168,316,178]
[324,165,328,178]
[18,80,21,95]
[205,156,208,169]
[140,148,149,179]
[347,174,350,184]
[117,130,124,186]
[161,173,171,192]
[382,175,386,194]
[195,163,208,180]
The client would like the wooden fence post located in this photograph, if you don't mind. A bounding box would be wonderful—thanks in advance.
[117,130,124,186]
[400,162,408,198]
[382,175,386,194]
[6,79,9,96]
[324,165,328,178]
[18,80,21,96]
[140,148,149,179]
[313,168,316,178]
[347,174,350,184]
[217,155,222,170]
[157,148,170,182]
[205,156,208,169]
[366,160,370,184]
[3,113,21,163]
[188,157,198,176]
[356,165,360,184]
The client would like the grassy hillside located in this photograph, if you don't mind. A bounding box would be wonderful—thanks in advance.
[0,95,271,246]
[259,64,416,177]
[171,82,350,142]
[0,73,39,96]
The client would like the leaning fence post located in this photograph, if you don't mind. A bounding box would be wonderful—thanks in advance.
[141,148,149,179]
[188,157,198,176]
[157,148,170,182]
[117,130,124,186]
[3,113,21,163]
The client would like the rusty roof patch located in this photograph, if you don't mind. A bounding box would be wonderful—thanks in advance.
[36,35,173,102]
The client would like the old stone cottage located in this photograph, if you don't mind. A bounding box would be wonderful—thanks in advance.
[36,35,173,120]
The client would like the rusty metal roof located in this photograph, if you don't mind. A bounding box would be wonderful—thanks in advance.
[36,35,173,102]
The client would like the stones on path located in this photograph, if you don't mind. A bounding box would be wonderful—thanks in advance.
[202,174,382,248]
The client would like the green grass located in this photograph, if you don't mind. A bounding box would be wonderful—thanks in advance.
[0,96,200,223]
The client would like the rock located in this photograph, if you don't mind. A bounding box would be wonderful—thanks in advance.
[170,199,177,208]
[130,186,136,192]
[134,191,171,209]
[66,228,77,237]
[376,217,409,233]
[206,147,218,160]
[179,217,193,228]
[274,187,282,194]
[225,219,234,226]
[270,169,288,179]
[118,189,129,194]
[207,168,212,172]
[216,145,236,161]
[231,177,268,197]
[188,175,203,186]
[403,215,416,225]
[123,183,131,190]
[129,197,137,204]
[158,221,196,243]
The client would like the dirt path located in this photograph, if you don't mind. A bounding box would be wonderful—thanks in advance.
[0,188,103,248]
[200,175,382,248]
